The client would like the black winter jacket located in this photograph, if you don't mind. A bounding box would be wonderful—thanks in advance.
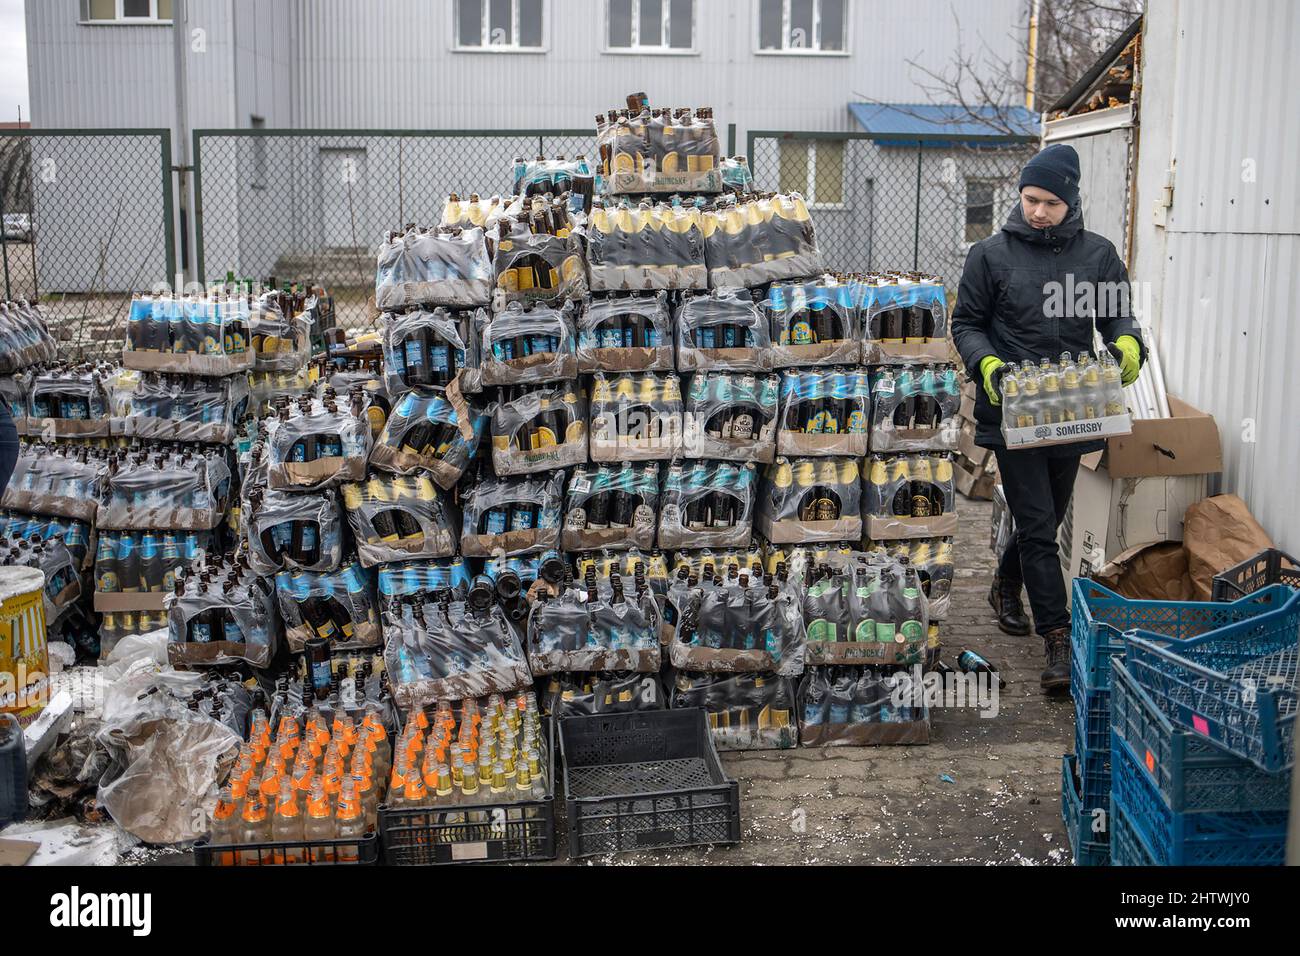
[951,202,1146,452]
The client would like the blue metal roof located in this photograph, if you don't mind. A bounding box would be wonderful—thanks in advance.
[848,103,1040,145]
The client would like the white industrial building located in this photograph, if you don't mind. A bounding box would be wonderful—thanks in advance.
[20,0,1037,291]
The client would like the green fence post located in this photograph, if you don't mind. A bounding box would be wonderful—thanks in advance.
[162,132,177,289]
[191,128,204,286]
[912,141,923,271]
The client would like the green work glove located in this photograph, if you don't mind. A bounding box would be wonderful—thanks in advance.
[1113,335,1142,386]
[979,355,1006,406]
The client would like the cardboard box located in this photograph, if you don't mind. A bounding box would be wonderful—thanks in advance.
[959,392,977,423]
[1004,413,1131,449]
[954,461,997,501]
[1100,395,1222,478]
[957,421,991,469]
[1058,464,1209,592]
[867,514,959,540]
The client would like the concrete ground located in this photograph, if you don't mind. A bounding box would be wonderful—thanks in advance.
[592,493,1076,866]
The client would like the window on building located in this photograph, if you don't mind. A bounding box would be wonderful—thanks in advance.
[758,0,847,52]
[81,0,173,21]
[250,116,267,190]
[964,178,996,242]
[455,0,545,50]
[607,0,695,51]
[778,139,845,206]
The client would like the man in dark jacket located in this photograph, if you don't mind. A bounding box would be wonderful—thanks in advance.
[952,143,1145,693]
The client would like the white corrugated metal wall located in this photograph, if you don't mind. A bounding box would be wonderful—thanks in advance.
[1135,0,1300,551]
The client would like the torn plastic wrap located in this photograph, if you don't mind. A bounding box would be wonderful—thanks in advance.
[0,369,29,420]
[718,155,756,195]
[382,307,484,395]
[110,370,250,444]
[658,460,757,551]
[797,666,931,747]
[863,537,954,622]
[274,557,383,652]
[868,365,961,453]
[526,581,662,674]
[21,366,111,438]
[167,572,281,669]
[369,387,486,490]
[0,513,93,575]
[776,367,871,458]
[340,474,459,568]
[95,687,242,845]
[576,292,674,372]
[600,107,723,195]
[460,471,563,558]
[122,294,253,376]
[377,558,472,625]
[492,211,587,306]
[490,381,588,476]
[766,277,861,367]
[670,672,799,751]
[0,300,58,373]
[2,443,107,521]
[858,274,950,364]
[563,462,659,553]
[683,371,780,463]
[480,301,577,386]
[588,370,683,462]
[862,453,959,539]
[799,551,930,667]
[583,201,707,291]
[675,288,773,372]
[669,574,805,676]
[244,486,345,576]
[98,449,232,531]
[374,226,494,310]
[441,192,523,231]
[541,671,665,718]
[702,193,823,289]
[249,292,312,371]
[384,599,531,705]
[757,456,863,544]
[265,399,372,491]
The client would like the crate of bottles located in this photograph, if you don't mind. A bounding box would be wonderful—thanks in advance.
[676,288,773,373]
[109,369,250,444]
[382,306,484,395]
[1122,585,1300,773]
[492,198,586,306]
[657,460,756,551]
[490,381,588,476]
[867,365,961,453]
[20,365,112,438]
[369,388,486,491]
[560,708,741,858]
[375,225,493,311]
[775,368,869,458]
[765,277,860,368]
[576,292,675,370]
[668,567,805,675]
[799,552,929,668]
[123,293,253,376]
[999,353,1131,449]
[598,101,723,196]
[480,301,578,386]
[701,194,823,289]
[583,205,707,293]
[194,833,381,867]
[562,463,659,552]
[682,371,780,464]
[670,672,799,752]
[857,273,950,365]
[1060,753,1109,866]
[379,702,557,865]
[1110,659,1290,815]
[3,441,106,522]
[862,453,958,540]
[757,457,862,544]
[274,558,383,653]
[1211,548,1300,602]
[797,665,931,746]
[589,371,683,462]
[527,567,662,675]
[1110,731,1288,865]
[339,475,459,568]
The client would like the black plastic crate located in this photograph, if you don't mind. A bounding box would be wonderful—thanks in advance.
[378,719,557,865]
[1211,548,1300,601]
[560,708,741,858]
[193,833,380,866]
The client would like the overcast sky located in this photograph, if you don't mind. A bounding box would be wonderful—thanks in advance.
[0,0,29,122]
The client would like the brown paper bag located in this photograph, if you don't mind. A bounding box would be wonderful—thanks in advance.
[1182,494,1274,600]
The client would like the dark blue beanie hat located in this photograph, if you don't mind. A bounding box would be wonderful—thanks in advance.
[1018,144,1080,209]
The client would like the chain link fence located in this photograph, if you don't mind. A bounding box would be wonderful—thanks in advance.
[0,130,174,361]
[748,132,1036,290]
[193,130,594,332]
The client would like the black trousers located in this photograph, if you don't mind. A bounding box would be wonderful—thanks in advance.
[993,448,1081,635]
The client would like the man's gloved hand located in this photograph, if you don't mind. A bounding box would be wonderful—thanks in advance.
[979,355,1007,406]
[1111,335,1142,387]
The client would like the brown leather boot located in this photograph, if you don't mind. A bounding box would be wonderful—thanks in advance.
[987,575,1031,636]
[1041,626,1071,693]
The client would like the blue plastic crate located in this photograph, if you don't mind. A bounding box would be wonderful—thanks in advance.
[1110,658,1290,813]
[1070,579,1290,692]
[1073,731,1111,808]
[1072,648,1111,754]
[1122,585,1300,773]
[1110,733,1287,865]
[1110,795,1156,866]
[1061,753,1109,866]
